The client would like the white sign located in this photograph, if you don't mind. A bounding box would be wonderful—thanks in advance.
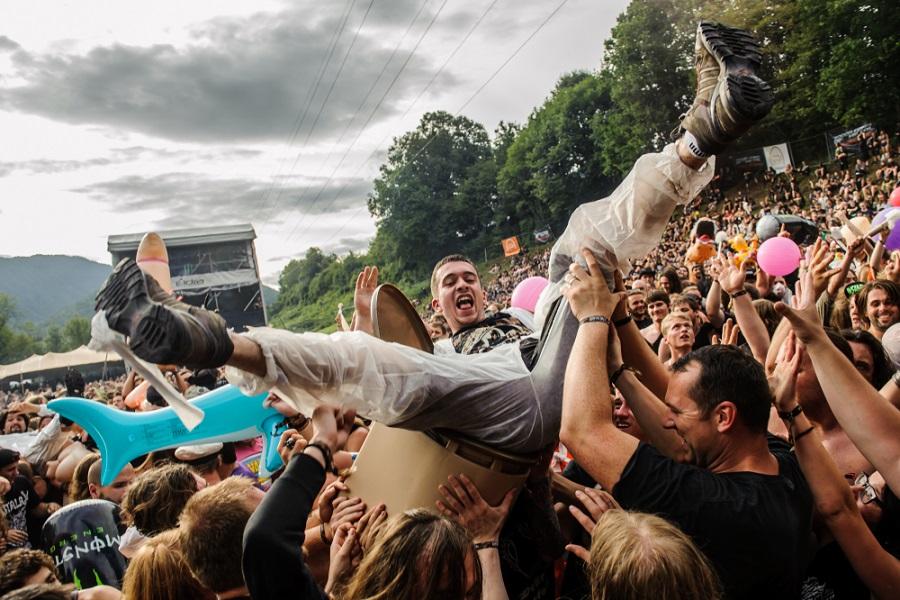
[763,143,792,174]
[172,269,258,292]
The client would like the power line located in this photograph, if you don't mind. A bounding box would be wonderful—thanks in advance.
[271,0,434,243]
[281,0,450,245]
[314,0,571,249]
[254,0,360,223]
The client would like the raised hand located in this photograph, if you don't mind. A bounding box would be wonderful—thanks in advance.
[712,252,747,296]
[712,318,740,346]
[774,262,826,344]
[768,332,802,413]
[806,238,839,298]
[436,474,516,544]
[564,488,621,562]
[563,249,625,321]
[310,405,357,454]
[353,267,379,322]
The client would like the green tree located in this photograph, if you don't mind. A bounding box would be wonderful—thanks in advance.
[592,0,694,176]
[368,111,493,276]
[45,325,64,353]
[498,72,616,234]
[62,316,91,350]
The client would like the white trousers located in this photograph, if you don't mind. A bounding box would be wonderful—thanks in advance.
[227,144,714,451]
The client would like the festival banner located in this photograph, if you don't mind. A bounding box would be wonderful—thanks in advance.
[533,228,552,244]
[763,143,793,174]
[501,236,521,257]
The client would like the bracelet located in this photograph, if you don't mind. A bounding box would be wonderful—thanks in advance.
[730,289,749,298]
[320,522,331,545]
[304,441,337,475]
[613,315,633,328]
[610,364,641,386]
[777,404,803,423]
[791,425,816,444]
[580,315,610,325]
[473,540,500,551]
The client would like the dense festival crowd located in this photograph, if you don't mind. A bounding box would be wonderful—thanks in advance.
[1,11,899,595]
[0,125,896,600]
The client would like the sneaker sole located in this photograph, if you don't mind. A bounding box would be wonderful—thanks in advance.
[95,258,182,364]
[710,75,775,129]
[697,21,763,82]
[95,258,153,337]
[130,303,185,365]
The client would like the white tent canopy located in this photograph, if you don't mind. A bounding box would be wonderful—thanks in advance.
[0,346,123,380]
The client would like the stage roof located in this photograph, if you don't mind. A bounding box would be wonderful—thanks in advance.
[108,224,256,252]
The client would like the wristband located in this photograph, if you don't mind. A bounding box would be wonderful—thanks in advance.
[304,441,337,475]
[473,541,500,551]
[791,424,816,444]
[580,315,610,325]
[729,289,749,298]
[613,315,633,328]
[610,364,641,387]
[777,404,803,423]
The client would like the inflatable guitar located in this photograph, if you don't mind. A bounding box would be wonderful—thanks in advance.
[49,385,288,485]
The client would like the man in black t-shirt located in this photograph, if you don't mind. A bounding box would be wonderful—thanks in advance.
[0,450,59,550]
[560,249,813,600]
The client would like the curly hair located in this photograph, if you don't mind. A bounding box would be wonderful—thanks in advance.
[0,550,59,596]
[121,464,199,536]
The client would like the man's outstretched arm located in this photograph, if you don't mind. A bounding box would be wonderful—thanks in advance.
[559,249,639,492]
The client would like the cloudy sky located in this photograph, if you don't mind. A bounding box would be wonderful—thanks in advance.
[0,0,627,285]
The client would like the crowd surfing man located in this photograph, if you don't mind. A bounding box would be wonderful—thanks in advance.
[93,21,774,454]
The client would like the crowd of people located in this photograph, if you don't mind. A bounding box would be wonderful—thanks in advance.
[0,17,898,597]
[0,125,896,599]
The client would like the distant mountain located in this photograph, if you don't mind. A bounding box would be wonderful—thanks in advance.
[0,255,279,331]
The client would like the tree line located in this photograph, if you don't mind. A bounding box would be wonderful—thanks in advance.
[0,294,92,364]
[272,0,896,331]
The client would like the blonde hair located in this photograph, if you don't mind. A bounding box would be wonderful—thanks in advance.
[660,312,692,337]
[588,510,721,600]
[179,477,255,593]
[121,530,214,600]
[339,509,480,600]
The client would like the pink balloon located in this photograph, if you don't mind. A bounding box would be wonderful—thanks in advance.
[757,236,801,277]
[510,276,549,313]
[890,186,900,207]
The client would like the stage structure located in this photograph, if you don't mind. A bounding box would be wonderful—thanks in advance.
[107,224,267,332]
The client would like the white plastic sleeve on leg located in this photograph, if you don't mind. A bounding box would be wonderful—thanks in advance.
[535,144,715,328]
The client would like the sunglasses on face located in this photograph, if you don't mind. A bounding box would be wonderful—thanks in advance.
[855,472,883,506]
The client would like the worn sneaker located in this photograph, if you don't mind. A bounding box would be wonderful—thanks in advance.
[95,258,234,370]
[676,21,773,156]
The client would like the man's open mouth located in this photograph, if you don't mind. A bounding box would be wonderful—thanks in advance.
[456,295,474,310]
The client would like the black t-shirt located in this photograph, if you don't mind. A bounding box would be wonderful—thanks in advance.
[613,436,813,600]
[3,475,40,549]
[693,321,717,349]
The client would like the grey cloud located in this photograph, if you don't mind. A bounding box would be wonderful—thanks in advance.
[71,171,372,228]
[0,3,459,143]
[0,146,264,177]
[323,235,373,255]
[0,36,19,52]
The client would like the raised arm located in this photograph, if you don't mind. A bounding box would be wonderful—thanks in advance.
[610,272,670,400]
[712,254,770,363]
[559,250,639,492]
[351,266,379,335]
[770,334,900,600]
[776,268,900,492]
